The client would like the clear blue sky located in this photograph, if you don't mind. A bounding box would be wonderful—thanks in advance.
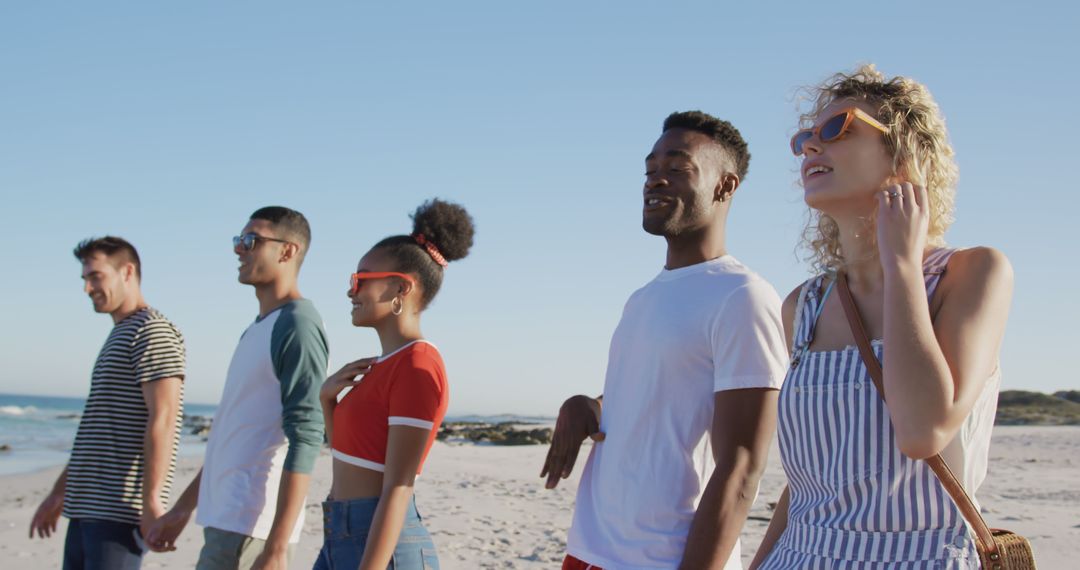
[1,2,1076,414]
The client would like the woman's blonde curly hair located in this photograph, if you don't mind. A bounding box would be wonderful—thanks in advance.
[799,64,958,273]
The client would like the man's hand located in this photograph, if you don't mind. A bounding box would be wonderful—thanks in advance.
[28,491,64,539]
[144,506,192,553]
[541,395,604,489]
[139,499,166,546]
[251,543,290,570]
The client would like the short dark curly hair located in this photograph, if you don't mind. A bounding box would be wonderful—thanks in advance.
[373,199,475,309]
[662,111,750,181]
[250,206,312,261]
[73,236,142,280]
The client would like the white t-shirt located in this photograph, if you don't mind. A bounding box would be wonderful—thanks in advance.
[567,256,788,569]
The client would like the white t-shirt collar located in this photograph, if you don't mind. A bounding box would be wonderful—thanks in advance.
[653,254,735,282]
[377,339,437,363]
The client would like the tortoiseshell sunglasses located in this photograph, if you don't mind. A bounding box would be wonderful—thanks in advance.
[791,107,887,156]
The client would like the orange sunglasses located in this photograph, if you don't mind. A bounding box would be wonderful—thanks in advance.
[349,272,416,296]
[790,107,888,156]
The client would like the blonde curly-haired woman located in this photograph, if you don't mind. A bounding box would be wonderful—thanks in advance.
[750,66,1013,569]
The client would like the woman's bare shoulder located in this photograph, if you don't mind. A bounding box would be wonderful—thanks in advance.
[946,246,1013,285]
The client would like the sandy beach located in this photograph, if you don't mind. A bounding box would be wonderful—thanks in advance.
[2,426,1076,569]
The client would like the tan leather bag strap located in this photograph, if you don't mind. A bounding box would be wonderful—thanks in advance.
[834,272,1000,555]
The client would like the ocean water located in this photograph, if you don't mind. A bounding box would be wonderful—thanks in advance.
[0,393,218,476]
[0,393,552,476]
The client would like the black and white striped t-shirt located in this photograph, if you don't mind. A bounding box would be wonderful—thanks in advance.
[63,307,186,525]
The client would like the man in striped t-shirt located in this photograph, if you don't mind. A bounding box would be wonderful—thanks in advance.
[29,236,186,570]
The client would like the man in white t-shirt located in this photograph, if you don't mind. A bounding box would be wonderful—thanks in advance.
[542,111,788,570]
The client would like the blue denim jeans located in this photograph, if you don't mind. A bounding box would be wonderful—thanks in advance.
[62,518,145,570]
[313,495,439,570]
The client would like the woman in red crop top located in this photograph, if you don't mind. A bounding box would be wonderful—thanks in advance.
[315,199,474,570]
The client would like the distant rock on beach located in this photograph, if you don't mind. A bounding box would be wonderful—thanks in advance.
[183,413,213,439]
[438,422,553,446]
[178,414,555,445]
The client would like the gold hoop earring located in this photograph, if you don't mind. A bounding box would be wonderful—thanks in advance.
[391,297,403,316]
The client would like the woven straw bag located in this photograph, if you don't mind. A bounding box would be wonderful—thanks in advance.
[836,273,1037,569]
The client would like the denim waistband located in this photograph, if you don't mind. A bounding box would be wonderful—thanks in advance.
[321,495,421,538]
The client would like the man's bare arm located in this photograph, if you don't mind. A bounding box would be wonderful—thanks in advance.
[140,377,182,535]
[251,470,310,569]
[679,388,778,569]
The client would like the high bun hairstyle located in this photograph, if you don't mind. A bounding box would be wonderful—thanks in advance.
[373,199,475,309]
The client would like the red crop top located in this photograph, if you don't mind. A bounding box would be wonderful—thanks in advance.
[331,340,448,474]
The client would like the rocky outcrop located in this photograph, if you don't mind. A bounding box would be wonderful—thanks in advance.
[437,422,552,445]
[176,415,556,445]
[183,414,213,439]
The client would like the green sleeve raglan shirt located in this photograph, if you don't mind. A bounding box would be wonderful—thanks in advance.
[270,299,329,474]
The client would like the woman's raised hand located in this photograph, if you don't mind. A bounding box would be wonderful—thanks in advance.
[877,181,930,270]
[321,357,378,405]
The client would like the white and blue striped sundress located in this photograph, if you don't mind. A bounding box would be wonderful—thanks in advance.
[760,248,981,569]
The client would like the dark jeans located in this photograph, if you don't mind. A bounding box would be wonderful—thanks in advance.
[62,518,145,570]
[313,495,439,570]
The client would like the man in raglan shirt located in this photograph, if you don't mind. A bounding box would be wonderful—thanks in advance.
[542,112,789,569]
[147,206,328,570]
[30,236,186,570]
